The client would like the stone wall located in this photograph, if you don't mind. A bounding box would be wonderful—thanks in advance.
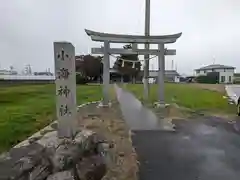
[0,123,109,180]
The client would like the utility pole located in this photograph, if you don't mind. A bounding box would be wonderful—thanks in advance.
[213,56,216,64]
[143,0,150,101]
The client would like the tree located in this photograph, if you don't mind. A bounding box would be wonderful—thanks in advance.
[113,44,141,82]
[75,55,103,82]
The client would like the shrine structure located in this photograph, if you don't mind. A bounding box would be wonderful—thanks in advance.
[85,29,182,106]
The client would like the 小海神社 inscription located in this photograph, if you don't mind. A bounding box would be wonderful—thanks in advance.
[57,85,71,98]
[54,42,77,138]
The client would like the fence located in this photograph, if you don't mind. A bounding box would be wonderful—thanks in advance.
[0,75,55,80]
[0,75,55,85]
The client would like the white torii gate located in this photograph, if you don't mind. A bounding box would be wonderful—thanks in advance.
[85,29,182,107]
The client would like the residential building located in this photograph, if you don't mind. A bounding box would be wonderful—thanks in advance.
[108,68,181,83]
[149,70,180,83]
[195,64,235,84]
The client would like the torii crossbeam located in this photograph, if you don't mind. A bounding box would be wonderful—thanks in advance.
[85,29,182,44]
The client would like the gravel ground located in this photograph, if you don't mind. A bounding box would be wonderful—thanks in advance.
[77,101,138,180]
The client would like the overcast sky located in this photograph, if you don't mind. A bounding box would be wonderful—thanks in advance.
[1,0,240,75]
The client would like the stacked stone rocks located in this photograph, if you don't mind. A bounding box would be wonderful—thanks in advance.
[0,129,109,180]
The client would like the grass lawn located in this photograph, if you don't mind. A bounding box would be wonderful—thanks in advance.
[0,84,102,152]
[125,83,235,114]
[0,83,235,152]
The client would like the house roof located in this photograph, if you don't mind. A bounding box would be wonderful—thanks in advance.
[195,64,235,71]
[165,70,180,76]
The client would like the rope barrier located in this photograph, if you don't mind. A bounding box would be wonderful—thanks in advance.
[109,53,157,62]
[108,48,168,62]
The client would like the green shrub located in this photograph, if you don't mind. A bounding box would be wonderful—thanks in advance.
[195,72,219,84]
[76,74,88,84]
[196,76,214,84]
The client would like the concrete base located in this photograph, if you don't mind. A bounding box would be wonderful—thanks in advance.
[97,101,112,108]
[77,101,100,111]
[154,102,170,108]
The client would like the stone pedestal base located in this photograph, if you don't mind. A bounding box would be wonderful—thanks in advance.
[97,101,112,108]
[154,102,170,108]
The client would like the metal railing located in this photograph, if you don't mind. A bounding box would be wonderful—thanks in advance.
[0,75,55,80]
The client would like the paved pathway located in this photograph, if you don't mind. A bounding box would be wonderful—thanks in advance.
[115,84,240,180]
[114,84,173,131]
[225,85,240,104]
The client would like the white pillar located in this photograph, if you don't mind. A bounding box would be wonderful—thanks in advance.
[158,43,165,105]
[133,75,136,84]
[132,43,138,50]
[102,41,110,106]
[54,42,77,138]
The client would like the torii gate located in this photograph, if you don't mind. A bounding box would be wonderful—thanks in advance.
[85,29,182,107]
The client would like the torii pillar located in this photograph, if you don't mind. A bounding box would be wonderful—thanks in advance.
[101,41,110,106]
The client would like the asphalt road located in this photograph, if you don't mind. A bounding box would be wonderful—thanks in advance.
[115,85,240,180]
[228,85,240,96]
[132,117,240,180]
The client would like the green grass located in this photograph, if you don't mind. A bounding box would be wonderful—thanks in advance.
[0,83,235,152]
[125,83,235,114]
[0,84,102,152]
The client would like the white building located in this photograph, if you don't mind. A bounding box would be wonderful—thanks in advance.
[0,69,17,75]
[195,64,235,84]
[148,70,181,83]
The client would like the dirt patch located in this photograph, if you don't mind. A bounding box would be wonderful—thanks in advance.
[152,103,239,125]
[204,112,239,122]
[152,104,195,119]
[150,103,209,128]
[77,102,138,180]
[187,83,226,94]
[167,105,192,119]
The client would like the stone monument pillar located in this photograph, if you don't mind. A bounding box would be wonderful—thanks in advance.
[54,42,77,138]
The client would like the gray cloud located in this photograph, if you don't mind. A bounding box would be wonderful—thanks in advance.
[0,0,239,74]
